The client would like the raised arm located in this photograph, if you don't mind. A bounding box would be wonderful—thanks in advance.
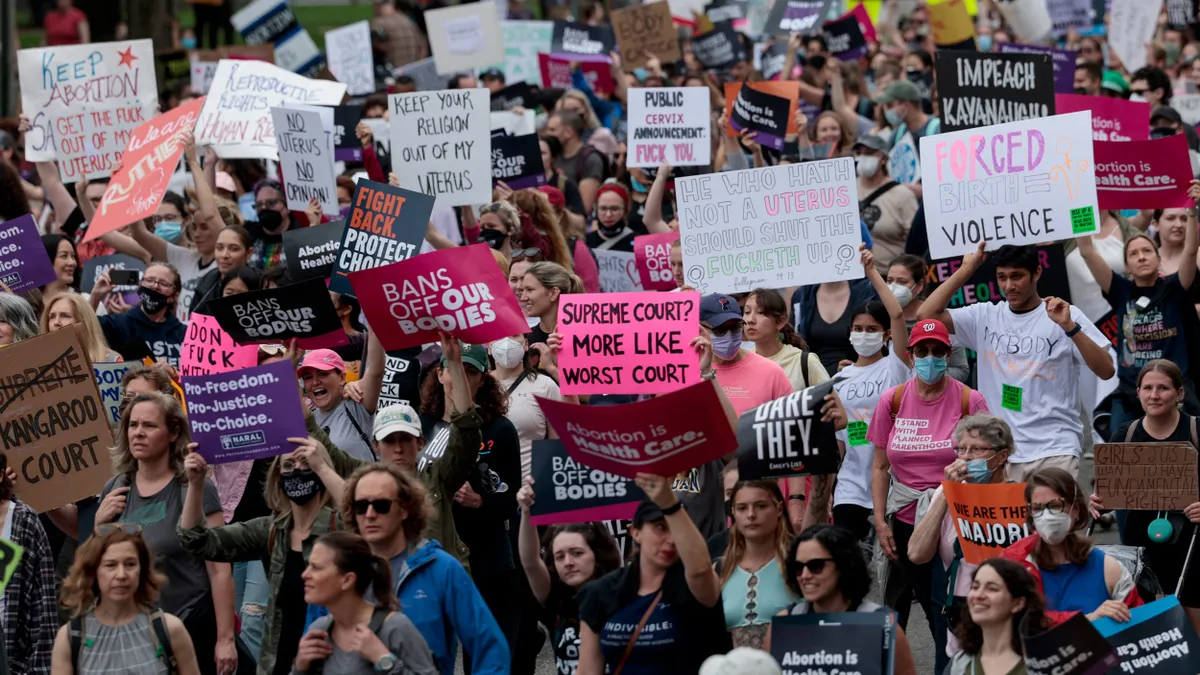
[636,473,721,606]
[183,133,221,231]
[516,476,552,605]
[862,245,911,366]
[780,35,800,82]
[643,161,672,234]
[1180,180,1200,291]
[917,242,989,333]
[1075,231,1114,294]
[33,162,78,232]
[359,329,386,415]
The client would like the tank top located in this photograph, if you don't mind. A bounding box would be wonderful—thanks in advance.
[1039,548,1110,614]
[721,558,799,629]
[77,612,169,675]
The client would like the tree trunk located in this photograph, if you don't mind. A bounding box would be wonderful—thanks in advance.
[126,0,173,47]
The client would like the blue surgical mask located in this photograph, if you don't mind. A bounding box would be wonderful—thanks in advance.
[884,107,904,128]
[630,176,650,194]
[976,35,992,52]
[155,220,183,243]
[710,332,743,360]
[965,457,994,483]
[182,36,197,50]
[913,355,947,384]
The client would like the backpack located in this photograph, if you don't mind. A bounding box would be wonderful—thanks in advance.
[571,144,610,184]
[70,609,177,674]
[889,380,973,422]
[308,607,392,675]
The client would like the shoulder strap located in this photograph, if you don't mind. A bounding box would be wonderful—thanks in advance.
[267,526,276,558]
[1125,419,1140,443]
[613,590,663,675]
[341,403,379,462]
[890,382,906,422]
[1190,416,1197,451]
[960,385,972,417]
[800,350,810,389]
[70,616,83,673]
[148,609,178,675]
[556,171,567,193]
[505,371,531,396]
[595,229,632,250]
[859,181,901,210]
[368,607,391,635]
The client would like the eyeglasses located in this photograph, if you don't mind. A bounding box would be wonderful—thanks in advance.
[352,498,401,515]
[793,558,834,575]
[955,445,999,458]
[1030,499,1067,516]
[511,247,542,261]
[254,198,284,212]
[1130,88,1149,96]
[911,344,950,358]
[96,523,143,536]
[598,205,625,214]
[279,459,310,472]
[141,278,174,291]
[709,322,744,337]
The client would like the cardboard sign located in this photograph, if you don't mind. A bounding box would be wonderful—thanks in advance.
[0,214,57,293]
[196,60,346,160]
[232,0,323,76]
[1022,612,1120,675]
[184,360,308,464]
[85,97,204,241]
[691,22,744,69]
[491,133,546,190]
[723,82,802,136]
[388,89,491,207]
[627,87,711,168]
[1094,136,1194,210]
[823,13,869,61]
[998,43,1077,94]
[1109,0,1163,74]
[1095,596,1200,675]
[934,50,1055,134]
[52,104,145,182]
[537,381,737,479]
[0,538,25,597]
[770,613,891,675]
[929,0,974,45]
[491,20,552,86]
[924,244,1072,308]
[284,219,345,282]
[325,21,375,96]
[528,439,646,525]
[490,82,535,112]
[677,157,862,294]
[550,21,615,63]
[763,0,832,36]
[735,380,841,480]
[206,277,347,349]
[920,111,1099,260]
[992,0,1052,43]
[328,179,432,296]
[942,481,1031,565]
[729,83,790,151]
[556,292,701,395]
[595,249,646,293]
[426,0,505,75]
[270,107,338,215]
[92,361,135,426]
[611,2,681,69]
[179,313,259,378]
[350,244,528,351]
[333,106,362,162]
[1055,94,1150,143]
[1094,443,1199,511]
[634,231,680,291]
[18,40,158,163]
[0,329,113,512]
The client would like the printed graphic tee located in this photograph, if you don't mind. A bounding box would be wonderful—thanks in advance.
[1103,274,1200,392]
[598,592,680,673]
[834,350,912,510]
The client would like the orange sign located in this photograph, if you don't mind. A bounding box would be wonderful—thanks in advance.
[943,481,1030,565]
[723,82,802,136]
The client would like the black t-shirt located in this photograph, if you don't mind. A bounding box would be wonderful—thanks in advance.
[545,584,583,675]
[586,228,637,253]
[807,304,856,375]
[626,197,674,236]
[232,459,273,524]
[274,549,308,675]
[1104,274,1200,393]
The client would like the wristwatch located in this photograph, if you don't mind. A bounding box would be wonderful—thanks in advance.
[375,654,398,672]
[700,369,717,380]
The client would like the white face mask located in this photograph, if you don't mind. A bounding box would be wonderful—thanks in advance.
[889,282,914,308]
[1033,510,1073,545]
[1129,93,1147,103]
[856,155,880,178]
[849,331,885,356]
[491,338,524,369]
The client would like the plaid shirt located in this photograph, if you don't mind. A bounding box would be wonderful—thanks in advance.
[3,500,57,675]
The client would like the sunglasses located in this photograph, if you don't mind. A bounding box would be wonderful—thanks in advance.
[352,498,401,515]
[96,523,143,536]
[793,557,834,575]
[258,344,287,356]
[511,247,542,260]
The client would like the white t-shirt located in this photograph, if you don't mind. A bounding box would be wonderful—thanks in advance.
[833,349,911,509]
[166,243,214,323]
[1065,232,1125,322]
[498,371,563,478]
[948,302,1112,463]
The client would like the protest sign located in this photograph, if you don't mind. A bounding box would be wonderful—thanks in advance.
[18,40,158,163]
[426,1,505,74]
[759,42,790,81]
[723,82,802,135]
[611,2,680,69]
[328,179,433,296]
[771,613,891,675]
[1095,596,1200,675]
[528,440,647,525]
[536,54,614,95]
[1022,612,1120,675]
[627,87,711,168]
[848,2,877,41]
[86,97,205,241]
[537,381,737,479]
[1167,0,1195,26]
[232,0,323,76]
[333,106,362,162]
[207,277,347,349]
[556,292,701,395]
[190,45,275,94]
[707,0,749,29]
[925,244,1072,309]
[823,12,869,60]
[942,481,1030,565]
[284,220,345,283]
[379,347,423,410]
[192,59,219,94]
[491,21,552,85]
[92,361,135,426]
[388,89,491,207]
[490,82,535,112]
[491,134,546,190]
[992,0,1052,43]
[677,157,862,294]
[52,104,144,181]
[691,22,744,69]
[929,0,974,46]
[934,50,1055,133]
[80,253,144,308]
[0,329,113,512]
[1055,93,1149,143]
[735,380,841,480]
[184,360,308,464]
[325,21,375,96]
[762,0,832,36]
[1094,443,1199,511]
[195,60,346,160]
[595,250,646,293]
[729,85,790,151]
[998,43,1077,94]
[634,231,680,291]
[270,107,338,215]
[1109,0,1162,74]
[920,111,1099,260]
[1176,94,1200,127]
[1094,136,1194,210]
[1048,0,1093,36]
[491,109,537,136]
[350,244,528,351]
[0,538,24,596]
[156,50,191,93]
[394,57,444,92]
[179,313,259,378]
[550,21,615,63]
[0,214,57,293]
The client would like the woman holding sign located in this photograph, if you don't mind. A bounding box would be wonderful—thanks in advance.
[519,262,585,375]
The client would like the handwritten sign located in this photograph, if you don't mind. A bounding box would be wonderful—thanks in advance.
[270,107,338,215]
[627,87,710,168]
[634,231,680,291]
[325,21,375,96]
[232,0,323,76]
[1109,0,1162,74]
[93,361,135,426]
[1055,93,1149,143]
[1094,136,1194,210]
[1094,443,1199,511]
[992,0,1052,43]
[934,50,1055,134]
[388,89,491,207]
[52,105,144,181]
[184,360,308,464]
[735,381,841,479]
[528,439,646,525]
[0,214,57,293]
[328,180,432,297]
[179,313,259,378]
[943,481,1031,565]
[190,45,275,94]
[998,43,1077,94]
[487,21,552,85]
[610,2,680,69]
[595,250,645,293]
[427,1,505,74]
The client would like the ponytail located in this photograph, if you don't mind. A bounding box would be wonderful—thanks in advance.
[371,556,399,611]
[778,321,807,350]
[315,531,398,610]
[568,274,585,295]
[748,288,807,349]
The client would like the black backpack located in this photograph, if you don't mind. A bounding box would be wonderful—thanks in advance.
[70,609,177,674]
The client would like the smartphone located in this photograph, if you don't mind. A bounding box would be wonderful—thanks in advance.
[109,269,141,286]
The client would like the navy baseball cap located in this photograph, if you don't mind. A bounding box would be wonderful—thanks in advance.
[700,293,743,327]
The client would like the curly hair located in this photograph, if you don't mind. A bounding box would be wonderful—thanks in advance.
[418,366,508,424]
[785,524,871,606]
[342,463,429,545]
[112,392,191,482]
[479,200,521,237]
[956,558,1047,656]
[509,189,574,273]
[61,529,168,617]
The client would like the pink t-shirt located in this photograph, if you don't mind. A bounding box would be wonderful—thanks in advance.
[716,350,795,417]
[866,379,989,523]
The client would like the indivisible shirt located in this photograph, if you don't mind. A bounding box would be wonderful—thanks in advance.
[715,351,795,417]
[598,592,681,673]
[165,243,214,324]
[497,372,562,478]
[834,351,912,510]
[1104,273,1200,391]
[313,400,376,462]
[948,301,1111,463]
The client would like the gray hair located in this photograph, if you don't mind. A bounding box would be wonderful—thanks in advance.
[953,413,1016,454]
[0,294,40,343]
[479,201,521,236]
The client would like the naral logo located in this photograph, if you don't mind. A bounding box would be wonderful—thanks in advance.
[0,272,20,286]
[221,431,266,450]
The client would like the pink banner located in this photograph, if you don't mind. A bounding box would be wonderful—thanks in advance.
[350,244,528,351]
[1055,94,1149,143]
[180,313,259,378]
[850,3,877,43]
[1095,135,1194,210]
[537,382,736,479]
[538,53,613,95]
[633,231,680,291]
[557,291,701,395]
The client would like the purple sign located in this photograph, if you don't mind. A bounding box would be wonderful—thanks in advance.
[183,360,308,464]
[998,43,1077,94]
[0,214,57,293]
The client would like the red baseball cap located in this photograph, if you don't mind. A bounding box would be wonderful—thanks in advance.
[909,319,951,348]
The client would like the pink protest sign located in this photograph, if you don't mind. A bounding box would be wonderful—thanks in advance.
[849,3,876,43]
[1095,135,1194,210]
[633,231,680,291]
[538,54,613,94]
[350,244,528,351]
[557,292,701,395]
[1055,93,1149,142]
[179,313,260,378]
[537,381,736,479]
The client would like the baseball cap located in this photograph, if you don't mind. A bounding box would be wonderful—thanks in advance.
[441,343,490,373]
[633,500,668,526]
[852,134,889,154]
[215,171,237,193]
[480,68,505,81]
[876,80,922,104]
[298,349,346,374]
[373,403,422,441]
[909,319,951,348]
[1151,106,1183,125]
[700,293,743,327]
[1102,70,1129,96]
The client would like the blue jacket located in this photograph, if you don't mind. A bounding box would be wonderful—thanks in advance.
[571,69,623,130]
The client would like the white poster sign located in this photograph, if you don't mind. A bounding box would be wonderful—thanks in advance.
[992,0,1052,43]
[270,107,338,215]
[490,109,536,135]
[196,59,346,160]
[389,89,492,207]
[627,87,710,169]
[1109,0,1164,74]
[426,1,505,75]
[595,250,646,293]
[325,21,375,96]
[395,57,446,91]
[190,57,218,94]
[919,111,1099,260]
[52,106,140,181]
[483,21,552,85]
[1176,94,1200,126]
[18,39,158,162]
[676,157,864,294]
[889,127,921,184]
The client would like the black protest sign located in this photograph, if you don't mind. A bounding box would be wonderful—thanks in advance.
[770,613,889,675]
[156,50,192,92]
[823,13,868,60]
[923,244,1071,308]
[490,82,535,112]
[736,380,840,480]
[333,105,362,162]
[1022,612,1120,675]
[491,133,547,191]
[81,253,146,293]
[934,50,1056,133]
[283,219,345,282]
[550,21,616,60]
[328,179,434,296]
[760,41,790,81]
[206,277,344,347]
[692,22,744,70]
[729,84,790,151]
[1096,597,1200,675]
[529,440,646,526]
[763,0,833,36]
[379,346,423,410]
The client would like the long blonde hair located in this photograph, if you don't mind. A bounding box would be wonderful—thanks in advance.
[112,392,191,482]
[509,189,573,273]
[557,90,601,130]
[39,293,113,362]
[720,480,793,587]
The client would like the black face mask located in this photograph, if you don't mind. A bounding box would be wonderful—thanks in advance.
[282,469,323,505]
[138,286,170,314]
[257,209,284,231]
[478,227,508,250]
